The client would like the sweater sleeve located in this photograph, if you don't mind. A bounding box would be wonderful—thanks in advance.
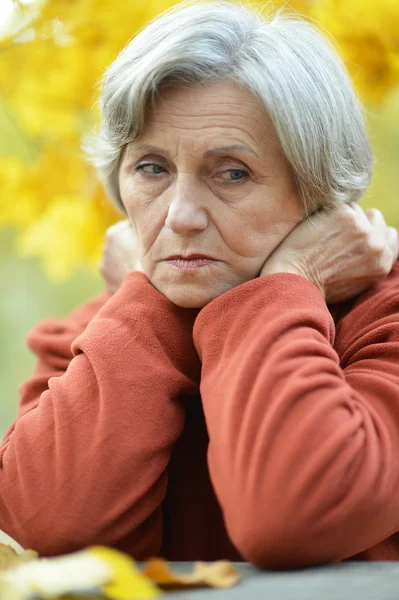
[17,290,111,419]
[0,272,200,558]
[193,266,399,569]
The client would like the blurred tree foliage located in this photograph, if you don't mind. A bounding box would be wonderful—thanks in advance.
[0,0,398,281]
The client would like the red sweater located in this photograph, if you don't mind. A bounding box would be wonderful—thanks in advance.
[1,265,399,568]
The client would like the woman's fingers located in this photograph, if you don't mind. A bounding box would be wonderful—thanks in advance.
[100,219,141,292]
[388,227,399,262]
[105,219,134,240]
[346,204,396,275]
[347,202,373,233]
[346,204,390,273]
[366,207,398,268]
[365,207,386,233]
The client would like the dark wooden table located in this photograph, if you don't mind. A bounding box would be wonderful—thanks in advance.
[164,561,399,599]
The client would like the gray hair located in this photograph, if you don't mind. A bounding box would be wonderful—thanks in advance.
[82,0,373,216]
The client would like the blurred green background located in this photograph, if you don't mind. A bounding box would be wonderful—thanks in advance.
[0,97,102,437]
[0,2,399,440]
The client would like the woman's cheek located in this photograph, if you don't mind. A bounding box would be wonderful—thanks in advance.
[123,182,156,220]
[130,205,168,261]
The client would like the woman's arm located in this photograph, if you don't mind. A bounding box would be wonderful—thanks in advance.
[193,263,399,569]
[1,272,200,558]
[18,219,137,419]
[17,291,111,418]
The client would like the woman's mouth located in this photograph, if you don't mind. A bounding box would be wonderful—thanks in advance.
[167,258,216,270]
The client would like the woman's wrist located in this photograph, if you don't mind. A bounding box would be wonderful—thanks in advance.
[260,258,325,298]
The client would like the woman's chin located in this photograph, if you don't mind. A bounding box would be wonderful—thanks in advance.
[149,266,246,308]
[171,297,208,309]
[162,285,210,308]
[152,279,217,309]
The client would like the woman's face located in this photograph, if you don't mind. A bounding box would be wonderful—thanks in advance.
[119,80,304,308]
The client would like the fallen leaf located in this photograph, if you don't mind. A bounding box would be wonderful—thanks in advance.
[0,546,161,600]
[0,531,25,554]
[142,559,240,589]
[0,544,38,573]
[90,546,162,600]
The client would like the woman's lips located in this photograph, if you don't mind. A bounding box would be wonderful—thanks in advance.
[167,258,216,270]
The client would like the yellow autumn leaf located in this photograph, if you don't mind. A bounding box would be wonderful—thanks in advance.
[90,547,162,600]
[0,545,161,600]
[0,544,37,573]
[0,531,25,555]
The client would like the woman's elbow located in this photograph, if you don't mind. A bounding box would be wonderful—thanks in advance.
[226,508,335,569]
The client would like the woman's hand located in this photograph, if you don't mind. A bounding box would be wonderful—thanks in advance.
[100,220,143,293]
[260,203,399,304]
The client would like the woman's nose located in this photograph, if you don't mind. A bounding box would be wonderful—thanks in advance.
[165,184,208,234]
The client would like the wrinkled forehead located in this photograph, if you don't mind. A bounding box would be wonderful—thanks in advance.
[125,81,281,160]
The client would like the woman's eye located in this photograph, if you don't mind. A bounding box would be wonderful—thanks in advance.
[218,169,249,183]
[136,163,248,183]
[136,163,166,176]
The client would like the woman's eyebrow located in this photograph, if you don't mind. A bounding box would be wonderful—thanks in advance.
[203,144,258,158]
[130,143,258,158]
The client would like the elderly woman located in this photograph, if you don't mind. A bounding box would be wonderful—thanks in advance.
[1,0,399,569]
